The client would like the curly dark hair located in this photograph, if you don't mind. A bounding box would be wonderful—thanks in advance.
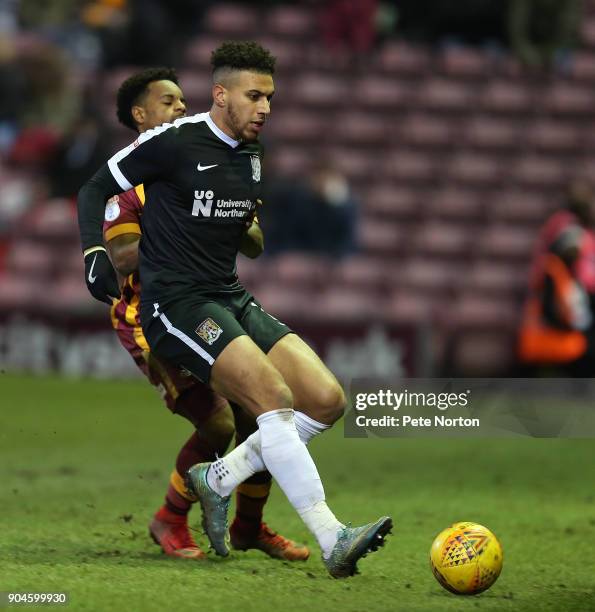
[211,41,276,78]
[116,67,179,131]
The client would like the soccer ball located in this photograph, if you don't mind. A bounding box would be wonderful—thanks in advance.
[430,522,503,595]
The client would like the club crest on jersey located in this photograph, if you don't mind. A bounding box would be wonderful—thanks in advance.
[104,196,120,221]
[250,154,261,183]
[196,318,223,345]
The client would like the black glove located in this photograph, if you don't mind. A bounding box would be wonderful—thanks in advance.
[84,248,120,305]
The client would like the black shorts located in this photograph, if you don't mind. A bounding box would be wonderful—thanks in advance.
[140,289,292,384]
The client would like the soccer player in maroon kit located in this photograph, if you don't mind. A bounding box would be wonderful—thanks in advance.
[103,67,308,561]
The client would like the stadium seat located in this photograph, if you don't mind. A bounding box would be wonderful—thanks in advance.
[399,114,454,149]
[254,284,318,320]
[411,222,471,258]
[266,5,314,38]
[358,219,408,256]
[0,273,43,310]
[544,83,595,115]
[24,199,77,242]
[384,290,435,324]
[363,185,423,220]
[382,150,436,183]
[326,147,380,181]
[440,46,492,79]
[476,225,537,261]
[446,153,501,186]
[332,256,389,293]
[266,253,330,289]
[185,36,228,67]
[176,70,213,108]
[465,116,522,151]
[5,242,53,278]
[378,42,432,75]
[570,52,595,82]
[417,78,475,112]
[426,189,484,221]
[205,4,260,36]
[488,191,555,224]
[448,329,517,376]
[480,80,533,114]
[461,261,528,296]
[526,120,581,153]
[315,287,381,321]
[512,155,568,188]
[352,76,411,110]
[448,293,519,328]
[290,73,348,107]
[395,257,465,293]
[333,112,389,146]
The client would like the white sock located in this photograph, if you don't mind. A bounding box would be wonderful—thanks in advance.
[294,411,331,444]
[257,409,343,557]
[206,409,329,496]
[206,431,263,496]
[298,501,344,559]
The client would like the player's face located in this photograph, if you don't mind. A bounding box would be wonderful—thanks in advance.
[136,80,186,132]
[225,71,274,142]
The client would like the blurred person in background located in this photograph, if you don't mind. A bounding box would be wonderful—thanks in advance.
[262,161,358,258]
[103,67,308,561]
[507,0,581,69]
[518,180,595,376]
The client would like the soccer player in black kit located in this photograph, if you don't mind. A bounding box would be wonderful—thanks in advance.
[78,41,391,578]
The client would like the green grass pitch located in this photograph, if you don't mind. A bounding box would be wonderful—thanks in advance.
[1,373,594,611]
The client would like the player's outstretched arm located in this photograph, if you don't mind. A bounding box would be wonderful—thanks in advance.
[78,164,125,304]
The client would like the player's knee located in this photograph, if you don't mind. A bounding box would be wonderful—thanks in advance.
[314,382,346,424]
[268,380,294,411]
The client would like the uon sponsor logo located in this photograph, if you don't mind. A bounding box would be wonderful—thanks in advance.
[192,190,214,217]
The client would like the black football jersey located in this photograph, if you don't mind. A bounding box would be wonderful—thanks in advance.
[106,112,263,306]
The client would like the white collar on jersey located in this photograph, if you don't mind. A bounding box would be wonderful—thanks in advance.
[205,112,240,148]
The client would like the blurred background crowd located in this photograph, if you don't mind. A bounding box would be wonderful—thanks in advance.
[2,0,595,380]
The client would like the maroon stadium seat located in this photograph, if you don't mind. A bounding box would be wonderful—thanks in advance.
[352,76,411,110]
[378,42,431,75]
[5,242,53,277]
[512,155,567,188]
[526,120,581,153]
[446,153,501,185]
[476,225,537,261]
[382,150,436,183]
[426,189,484,221]
[465,116,522,150]
[363,185,422,220]
[411,222,471,258]
[205,4,259,36]
[266,5,314,38]
[488,191,555,224]
[480,80,533,114]
[417,78,475,112]
[399,113,454,149]
[440,46,492,79]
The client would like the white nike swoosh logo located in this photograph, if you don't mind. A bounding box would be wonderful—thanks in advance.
[197,163,218,172]
[88,254,98,284]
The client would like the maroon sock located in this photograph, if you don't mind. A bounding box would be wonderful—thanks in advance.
[233,471,273,536]
[164,431,219,516]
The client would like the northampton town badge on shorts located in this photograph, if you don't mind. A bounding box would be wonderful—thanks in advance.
[196,317,223,345]
[250,154,261,183]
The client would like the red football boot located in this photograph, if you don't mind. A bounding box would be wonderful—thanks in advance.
[149,506,206,560]
[230,520,310,561]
